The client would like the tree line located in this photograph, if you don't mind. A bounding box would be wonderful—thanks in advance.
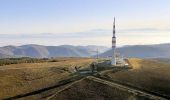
[0,57,47,66]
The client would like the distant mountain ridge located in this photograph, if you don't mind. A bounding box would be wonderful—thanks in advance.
[0,44,109,58]
[99,43,170,58]
[1,43,170,58]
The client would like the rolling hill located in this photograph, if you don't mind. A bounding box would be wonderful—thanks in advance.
[1,43,170,58]
[99,43,170,58]
[100,58,170,97]
[0,44,109,58]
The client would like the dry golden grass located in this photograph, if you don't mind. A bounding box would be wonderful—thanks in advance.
[127,58,143,69]
[148,58,170,64]
[0,58,94,99]
[103,58,170,96]
[51,78,145,100]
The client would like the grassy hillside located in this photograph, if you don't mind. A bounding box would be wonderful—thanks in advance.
[0,57,46,66]
[0,58,94,99]
[101,58,170,97]
[148,58,170,64]
[51,78,147,100]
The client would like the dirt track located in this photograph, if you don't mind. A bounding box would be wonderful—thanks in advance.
[47,76,167,100]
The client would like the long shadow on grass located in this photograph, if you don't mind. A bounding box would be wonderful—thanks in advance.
[3,66,130,100]
[94,69,170,99]
[3,73,84,100]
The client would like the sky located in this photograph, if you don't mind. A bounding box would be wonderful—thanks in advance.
[0,0,170,47]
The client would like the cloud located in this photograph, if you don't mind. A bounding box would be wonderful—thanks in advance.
[118,28,170,33]
[0,29,111,39]
[0,28,170,47]
[0,27,170,39]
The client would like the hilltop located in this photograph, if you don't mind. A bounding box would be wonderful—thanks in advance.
[0,57,170,99]
[100,58,170,97]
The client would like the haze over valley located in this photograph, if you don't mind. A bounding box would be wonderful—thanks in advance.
[0,43,170,59]
[0,0,170,100]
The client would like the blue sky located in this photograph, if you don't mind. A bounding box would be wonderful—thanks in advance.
[0,0,170,47]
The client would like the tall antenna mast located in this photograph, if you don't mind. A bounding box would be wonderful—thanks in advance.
[111,17,116,65]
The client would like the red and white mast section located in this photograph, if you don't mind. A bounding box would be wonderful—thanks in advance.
[112,17,116,65]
